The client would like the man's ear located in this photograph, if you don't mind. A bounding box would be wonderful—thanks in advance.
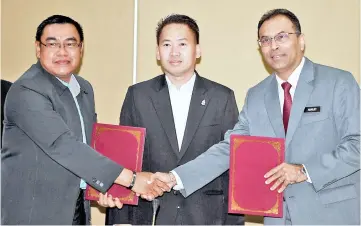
[35,41,41,59]
[156,46,160,61]
[196,44,201,58]
[299,33,305,51]
[80,42,84,57]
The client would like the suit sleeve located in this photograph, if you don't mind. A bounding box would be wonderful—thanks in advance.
[175,90,251,197]
[5,82,123,193]
[305,72,360,191]
[106,87,136,225]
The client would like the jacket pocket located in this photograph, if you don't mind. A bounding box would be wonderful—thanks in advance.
[318,184,357,205]
[203,190,223,195]
[300,112,329,126]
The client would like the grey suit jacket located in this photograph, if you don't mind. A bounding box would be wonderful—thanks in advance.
[1,62,122,224]
[107,73,243,225]
[174,58,360,225]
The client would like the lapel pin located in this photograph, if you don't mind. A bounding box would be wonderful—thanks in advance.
[201,99,206,106]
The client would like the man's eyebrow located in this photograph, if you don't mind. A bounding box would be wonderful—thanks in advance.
[44,37,78,42]
[45,37,57,41]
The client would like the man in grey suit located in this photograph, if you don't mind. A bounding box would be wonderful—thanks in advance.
[105,14,243,225]
[153,9,360,225]
[1,15,166,225]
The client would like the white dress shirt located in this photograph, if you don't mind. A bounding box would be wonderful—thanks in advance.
[274,57,311,182]
[57,75,87,189]
[165,73,196,150]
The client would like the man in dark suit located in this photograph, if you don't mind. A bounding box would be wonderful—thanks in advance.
[1,15,166,225]
[105,14,244,225]
[1,79,12,143]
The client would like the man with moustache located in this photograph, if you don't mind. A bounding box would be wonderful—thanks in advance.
[153,9,360,225]
[1,15,166,225]
[105,14,243,225]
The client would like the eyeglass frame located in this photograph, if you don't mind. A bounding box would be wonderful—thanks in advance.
[257,32,301,47]
[39,40,83,51]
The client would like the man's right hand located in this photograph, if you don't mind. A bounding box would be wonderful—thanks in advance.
[131,172,171,200]
[134,171,178,200]
[114,169,172,201]
[151,172,177,188]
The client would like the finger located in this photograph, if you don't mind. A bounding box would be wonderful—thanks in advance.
[102,192,108,205]
[140,194,148,199]
[270,176,285,191]
[264,163,284,178]
[155,179,171,192]
[278,181,288,193]
[152,185,164,197]
[114,198,123,209]
[98,193,110,207]
[97,193,103,206]
[148,189,158,200]
[107,195,116,208]
[144,193,155,201]
[265,170,283,184]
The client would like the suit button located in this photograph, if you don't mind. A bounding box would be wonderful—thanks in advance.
[177,206,180,209]
[173,190,178,195]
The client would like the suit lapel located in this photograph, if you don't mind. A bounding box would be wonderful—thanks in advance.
[151,75,180,157]
[286,58,315,147]
[179,74,208,159]
[265,76,285,138]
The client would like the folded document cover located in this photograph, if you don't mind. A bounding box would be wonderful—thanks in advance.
[85,123,145,205]
[229,135,284,217]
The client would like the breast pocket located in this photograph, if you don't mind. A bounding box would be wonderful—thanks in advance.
[300,112,329,126]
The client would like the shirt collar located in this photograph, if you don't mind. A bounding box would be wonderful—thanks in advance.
[165,72,196,92]
[275,57,305,89]
[56,75,81,97]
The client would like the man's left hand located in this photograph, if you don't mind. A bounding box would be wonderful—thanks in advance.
[264,163,307,193]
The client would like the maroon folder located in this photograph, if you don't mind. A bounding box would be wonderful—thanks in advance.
[85,123,145,205]
[228,135,284,217]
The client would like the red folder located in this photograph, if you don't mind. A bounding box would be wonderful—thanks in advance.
[229,135,284,217]
[85,123,145,205]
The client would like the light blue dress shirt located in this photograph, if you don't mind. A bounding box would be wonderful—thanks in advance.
[57,75,87,189]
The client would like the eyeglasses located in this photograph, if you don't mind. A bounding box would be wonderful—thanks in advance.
[39,41,82,51]
[258,32,300,47]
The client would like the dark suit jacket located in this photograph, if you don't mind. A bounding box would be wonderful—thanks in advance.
[1,79,12,143]
[106,73,244,225]
[1,62,122,224]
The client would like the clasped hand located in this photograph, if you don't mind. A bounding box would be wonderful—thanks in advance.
[98,172,176,208]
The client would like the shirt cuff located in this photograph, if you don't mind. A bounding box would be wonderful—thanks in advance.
[302,164,312,183]
[170,170,184,190]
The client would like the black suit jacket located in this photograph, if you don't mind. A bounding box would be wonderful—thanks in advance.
[106,73,244,225]
[1,79,12,143]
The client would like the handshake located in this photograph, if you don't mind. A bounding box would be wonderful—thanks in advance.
[98,170,178,209]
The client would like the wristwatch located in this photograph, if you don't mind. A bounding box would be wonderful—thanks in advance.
[128,171,137,189]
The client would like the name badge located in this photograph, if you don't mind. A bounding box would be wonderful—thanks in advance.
[304,106,321,113]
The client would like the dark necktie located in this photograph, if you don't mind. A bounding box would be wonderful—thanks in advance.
[281,82,292,134]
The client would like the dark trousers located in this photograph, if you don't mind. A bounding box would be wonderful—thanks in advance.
[72,189,87,225]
